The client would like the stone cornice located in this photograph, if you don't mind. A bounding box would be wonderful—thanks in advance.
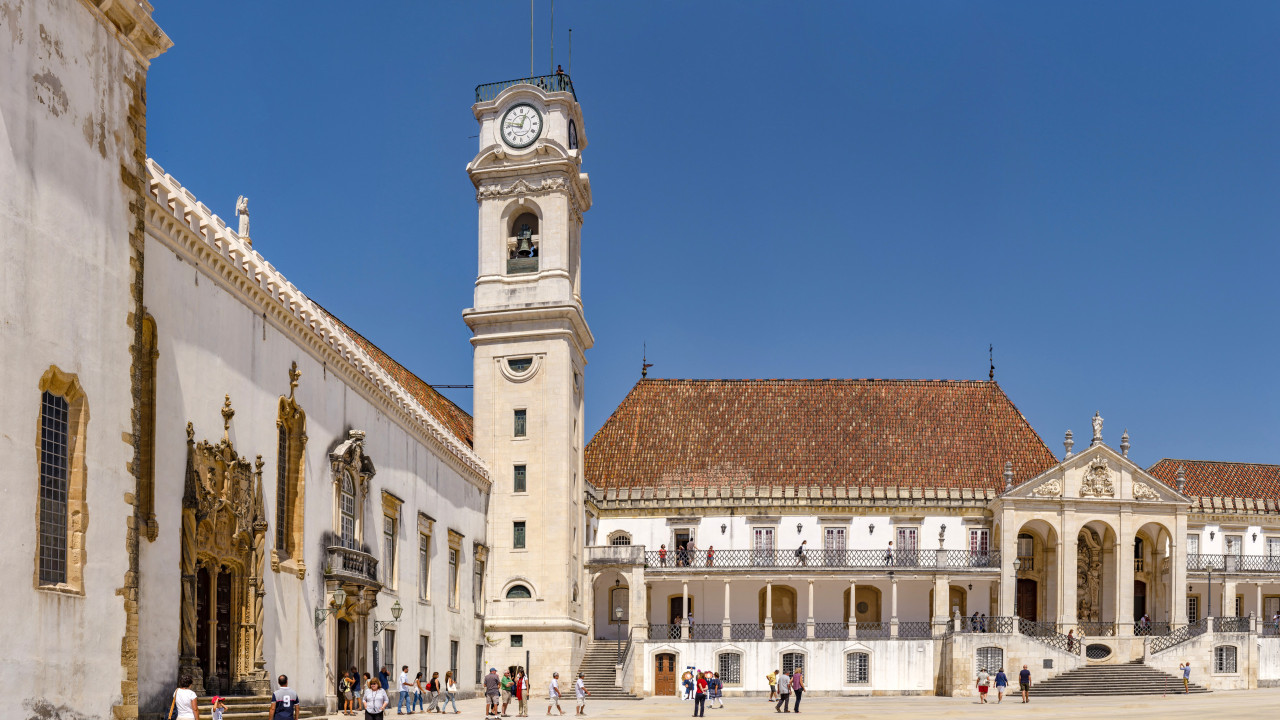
[79,0,172,66]
[143,159,490,491]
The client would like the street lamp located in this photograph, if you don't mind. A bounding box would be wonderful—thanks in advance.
[314,587,348,628]
[1012,557,1023,618]
[374,599,403,635]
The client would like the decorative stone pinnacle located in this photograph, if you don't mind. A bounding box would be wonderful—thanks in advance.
[1064,429,1074,458]
[1120,429,1130,458]
[186,421,195,442]
[288,361,301,400]
[1003,461,1014,491]
[1176,464,1187,493]
[1091,412,1104,446]
[222,394,235,441]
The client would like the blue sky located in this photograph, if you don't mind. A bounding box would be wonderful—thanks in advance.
[148,2,1279,467]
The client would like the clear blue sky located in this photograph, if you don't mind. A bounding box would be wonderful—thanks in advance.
[148,2,1279,468]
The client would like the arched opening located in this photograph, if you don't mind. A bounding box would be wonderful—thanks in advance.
[927,586,968,618]
[591,570,631,640]
[1016,520,1060,623]
[506,584,532,599]
[759,585,798,624]
[1076,520,1117,632]
[1136,521,1175,627]
[507,211,540,273]
[843,586,883,624]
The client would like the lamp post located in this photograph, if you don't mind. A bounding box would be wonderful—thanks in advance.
[314,587,348,628]
[1012,557,1022,619]
[374,599,403,635]
[614,604,624,662]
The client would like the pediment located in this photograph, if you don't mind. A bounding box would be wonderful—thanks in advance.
[1005,443,1188,503]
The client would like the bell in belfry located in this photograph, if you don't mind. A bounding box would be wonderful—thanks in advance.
[515,224,535,258]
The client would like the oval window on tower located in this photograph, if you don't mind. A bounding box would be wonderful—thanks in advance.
[568,119,579,150]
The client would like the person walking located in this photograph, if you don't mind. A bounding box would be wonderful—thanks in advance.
[790,667,804,713]
[692,671,708,718]
[502,670,515,716]
[766,669,778,702]
[269,675,300,720]
[575,673,591,716]
[709,672,723,709]
[1018,665,1030,704]
[515,670,529,717]
[425,671,442,713]
[884,540,894,566]
[994,667,1008,703]
[774,670,791,713]
[976,667,989,703]
[358,672,371,712]
[398,665,413,715]
[340,671,357,716]
[1182,662,1191,693]
[1067,629,1075,652]
[411,672,425,713]
[484,668,502,717]
[167,675,200,720]
[379,667,392,698]
[364,678,390,720]
[547,672,565,716]
[795,540,808,566]
[442,671,460,714]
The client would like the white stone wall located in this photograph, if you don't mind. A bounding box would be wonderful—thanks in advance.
[1146,632,1258,690]
[0,1,148,717]
[1258,638,1280,686]
[137,182,489,712]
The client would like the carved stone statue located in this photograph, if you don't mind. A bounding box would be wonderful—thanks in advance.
[1091,412,1103,445]
[1080,458,1115,498]
[236,195,250,239]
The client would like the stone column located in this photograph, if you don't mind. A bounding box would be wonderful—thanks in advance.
[682,580,689,639]
[847,579,857,639]
[889,576,899,638]
[722,580,731,640]
[632,576,649,640]
[1117,518,1134,633]
[806,580,815,639]
[999,514,1017,617]
[1171,521,1187,626]
[1059,511,1078,627]
[1256,583,1263,625]
[764,581,774,640]
[1223,579,1238,617]
[933,574,949,626]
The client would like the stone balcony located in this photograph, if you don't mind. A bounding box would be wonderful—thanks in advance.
[324,545,381,588]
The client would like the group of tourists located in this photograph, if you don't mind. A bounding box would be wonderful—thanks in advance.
[479,666,539,717]
[975,665,1031,704]
[335,664,459,718]
[764,667,805,713]
[678,668,725,716]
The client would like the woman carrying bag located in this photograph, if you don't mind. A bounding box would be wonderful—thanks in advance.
[167,675,200,720]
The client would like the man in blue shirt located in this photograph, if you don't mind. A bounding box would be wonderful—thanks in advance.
[268,675,299,720]
[1018,665,1031,703]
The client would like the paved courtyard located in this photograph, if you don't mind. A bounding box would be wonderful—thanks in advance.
[321,689,1280,720]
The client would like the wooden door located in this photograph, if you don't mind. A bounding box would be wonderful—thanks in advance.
[654,653,676,696]
[1016,579,1037,621]
[1133,580,1147,621]
[196,566,211,681]
[215,568,232,681]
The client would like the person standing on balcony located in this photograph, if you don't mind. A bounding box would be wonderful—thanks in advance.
[706,546,715,567]
[773,670,791,713]
[766,670,778,702]
[1018,665,1030,703]
[790,667,804,713]
[884,540,894,566]
[659,544,668,566]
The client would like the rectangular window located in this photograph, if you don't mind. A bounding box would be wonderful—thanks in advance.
[975,647,1003,675]
[276,425,290,557]
[1187,535,1200,556]
[1235,595,1243,617]
[450,640,459,676]
[1225,535,1243,556]
[384,628,396,671]
[845,653,869,685]
[896,527,919,565]
[420,635,430,680]
[476,644,484,685]
[717,653,741,685]
[473,555,485,611]
[971,529,992,555]
[514,409,527,437]
[1214,645,1237,674]
[511,634,524,648]
[824,527,846,566]
[753,527,774,564]
[384,515,398,588]
[1188,596,1200,623]
[781,652,805,675]
[1267,537,1280,557]
[448,548,459,609]
[514,465,527,493]
[39,391,70,586]
[514,521,526,549]
[340,480,356,550]
[419,533,431,600]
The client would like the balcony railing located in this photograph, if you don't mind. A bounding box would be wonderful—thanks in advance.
[1017,556,1034,571]
[1214,616,1252,633]
[324,545,380,585]
[772,622,806,640]
[585,545,645,566]
[814,622,848,639]
[1187,553,1280,573]
[475,73,576,103]
[647,621,948,641]
[646,549,1000,571]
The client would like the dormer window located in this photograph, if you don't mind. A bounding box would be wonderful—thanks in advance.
[507,212,540,274]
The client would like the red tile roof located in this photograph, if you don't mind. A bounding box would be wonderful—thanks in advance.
[1148,459,1280,501]
[585,379,1058,491]
[317,306,474,448]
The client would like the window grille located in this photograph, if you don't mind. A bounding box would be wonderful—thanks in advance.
[975,647,1003,674]
[420,635,430,680]
[340,476,356,549]
[511,634,524,647]
[514,409,527,437]
[473,557,485,608]
[1214,645,1237,673]
[781,652,805,675]
[845,652,869,684]
[718,653,741,685]
[450,640,458,676]
[276,425,289,555]
[610,533,632,546]
[514,465,527,493]
[39,391,70,586]
[514,521,526,549]
[384,628,396,670]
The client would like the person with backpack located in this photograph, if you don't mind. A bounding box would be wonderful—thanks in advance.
[340,671,356,716]
[795,540,808,566]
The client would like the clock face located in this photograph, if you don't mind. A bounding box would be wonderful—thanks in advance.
[501,103,543,148]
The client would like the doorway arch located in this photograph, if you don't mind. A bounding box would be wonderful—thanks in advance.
[759,585,798,623]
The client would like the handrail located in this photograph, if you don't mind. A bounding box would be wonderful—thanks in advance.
[1186,553,1280,573]
[1018,618,1082,655]
[617,628,633,664]
[645,548,1000,571]
[475,74,576,103]
[1150,618,1208,654]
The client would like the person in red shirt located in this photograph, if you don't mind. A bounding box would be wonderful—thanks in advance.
[692,672,709,718]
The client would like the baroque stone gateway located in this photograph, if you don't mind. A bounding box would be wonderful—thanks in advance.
[1,4,1280,720]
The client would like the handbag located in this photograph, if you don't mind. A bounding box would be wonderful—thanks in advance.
[167,690,178,720]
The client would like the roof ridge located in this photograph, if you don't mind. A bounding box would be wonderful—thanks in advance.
[1151,458,1280,469]
[638,377,996,384]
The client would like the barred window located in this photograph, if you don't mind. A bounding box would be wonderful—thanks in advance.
[1214,645,1237,674]
[39,391,70,585]
[276,425,289,555]
[975,647,1003,674]
[781,652,805,675]
[717,652,741,685]
[610,533,632,546]
[845,652,869,685]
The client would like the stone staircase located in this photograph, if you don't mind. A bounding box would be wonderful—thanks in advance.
[194,695,324,720]
[1030,660,1209,696]
[576,641,640,700]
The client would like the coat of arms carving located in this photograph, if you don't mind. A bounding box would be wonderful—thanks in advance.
[1132,481,1160,501]
[1032,478,1063,497]
[1080,458,1115,498]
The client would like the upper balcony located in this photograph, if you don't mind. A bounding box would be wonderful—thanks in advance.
[475,73,576,103]
[584,545,1000,572]
[1187,553,1280,574]
[324,545,382,588]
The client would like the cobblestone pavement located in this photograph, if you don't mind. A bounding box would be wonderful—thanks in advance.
[321,688,1280,720]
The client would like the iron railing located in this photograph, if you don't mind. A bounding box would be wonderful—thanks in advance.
[772,623,806,640]
[1261,621,1280,638]
[324,545,380,584]
[645,549,1000,571]
[854,622,891,639]
[1214,616,1252,633]
[1077,621,1115,637]
[690,624,720,640]
[1187,554,1280,573]
[648,624,681,641]
[1019,618,1081,655]
[475,74,576,103]
[617,629,633,664]
[730,623,764,641]
[960,616,1014,633]
[814,622,848,639]
[1150,618,1208,654]
[1134,621,1171,636]
[897,621,933,639]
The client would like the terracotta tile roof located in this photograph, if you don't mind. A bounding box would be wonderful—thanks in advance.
[585,378,1057,491]
[1148,459,1280,502]
[317,306,474,448]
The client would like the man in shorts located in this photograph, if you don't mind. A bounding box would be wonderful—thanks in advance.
[1018,665,1031,703]
[575,673,590,715]
[483,667,502,717]
[548,672,564,716]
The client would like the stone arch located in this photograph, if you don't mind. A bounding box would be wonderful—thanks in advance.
[1075,520,1117,625]
[759,584,798,624]
[842,586,883,623]
[1016,519,1060,622]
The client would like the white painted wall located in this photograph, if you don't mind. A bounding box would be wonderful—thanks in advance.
[1259,638,1280,685]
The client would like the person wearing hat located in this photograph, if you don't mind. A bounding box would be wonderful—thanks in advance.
[483,667,502,717]
[210,696,227,720]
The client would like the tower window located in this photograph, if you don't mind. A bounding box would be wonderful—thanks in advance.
[507,357,533,374]
[514,465,527,493]
[507,212,540,274]
[514,521,527,549]
[514,409,527,437]
[506,584,532,599]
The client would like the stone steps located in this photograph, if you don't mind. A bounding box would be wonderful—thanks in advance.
[575,643,641,700]
[1029,660,1209,696]
[194,695,323,720]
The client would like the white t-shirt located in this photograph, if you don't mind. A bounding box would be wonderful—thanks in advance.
[575,678,586,699]
[401,672,412,691]
[173,688,198,719]
[549,678,560,698]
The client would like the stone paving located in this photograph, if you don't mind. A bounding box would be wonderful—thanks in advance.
[321,688,1280,720]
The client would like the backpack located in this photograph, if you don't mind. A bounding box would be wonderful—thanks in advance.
[795,547,803,557]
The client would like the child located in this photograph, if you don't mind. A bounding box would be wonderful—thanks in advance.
[210,695,227,720]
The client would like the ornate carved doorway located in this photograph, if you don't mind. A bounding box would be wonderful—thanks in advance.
[178,398,269,695]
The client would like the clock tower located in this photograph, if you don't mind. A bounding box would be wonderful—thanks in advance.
[465,75,592,675]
